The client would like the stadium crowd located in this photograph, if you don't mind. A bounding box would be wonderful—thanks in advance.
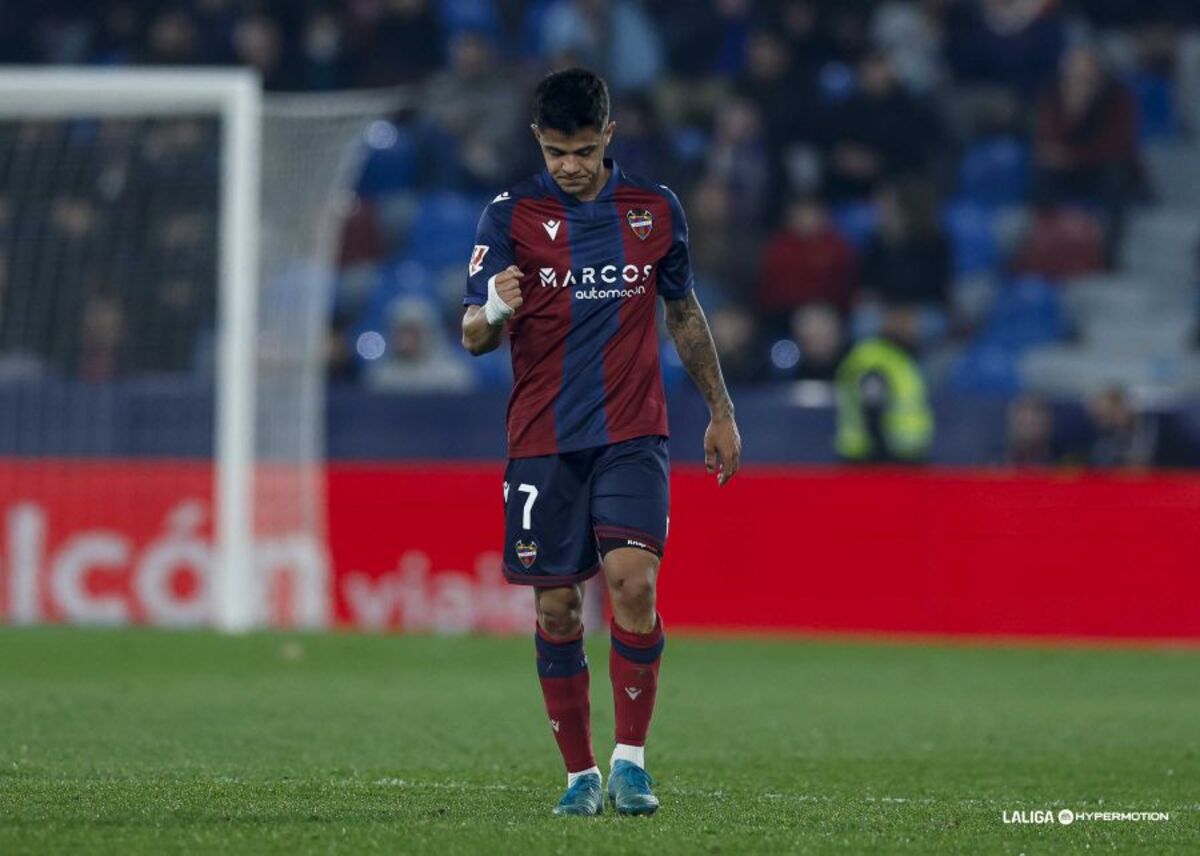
[2,0,1200,467]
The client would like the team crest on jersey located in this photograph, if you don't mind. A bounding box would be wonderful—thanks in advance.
[626,209,653,240]
[515,539,538,568]
[468,244,489,276]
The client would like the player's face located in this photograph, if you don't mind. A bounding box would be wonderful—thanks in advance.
[532,122,615,199]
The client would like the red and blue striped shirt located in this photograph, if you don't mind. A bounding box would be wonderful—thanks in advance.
[464,161,693,458]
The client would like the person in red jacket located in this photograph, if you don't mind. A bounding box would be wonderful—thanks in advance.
[1034,44,1141,266]
[756,195,858,330]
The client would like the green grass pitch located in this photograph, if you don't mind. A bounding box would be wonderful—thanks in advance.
[1,628,1197,854]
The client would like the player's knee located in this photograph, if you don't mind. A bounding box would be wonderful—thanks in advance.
[536,589,583,638]
[608,569,656,616]
[539,607,582,638]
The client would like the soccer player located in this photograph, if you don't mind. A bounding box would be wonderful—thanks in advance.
[461,68,741,816]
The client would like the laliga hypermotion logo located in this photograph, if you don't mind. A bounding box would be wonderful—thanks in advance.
[515,540,538,568]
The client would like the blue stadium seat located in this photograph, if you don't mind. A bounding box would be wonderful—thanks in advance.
[818,62,857,103]
[356,126,419,197]
[956,136,1030,207]
[947,344,1022,396]
[977,276,1067,350]
[830,200,877,251]
[402,191,486,270]
[519,0,560,58]
[436,0,502,40]
[943,202,999,277]
[355,261,440,343]
[1130,72,1178,142]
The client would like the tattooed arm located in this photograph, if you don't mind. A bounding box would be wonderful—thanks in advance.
[664,291,742,485]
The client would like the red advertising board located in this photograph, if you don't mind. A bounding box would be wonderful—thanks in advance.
[4,459,1200,640]
[328,464,1200,641]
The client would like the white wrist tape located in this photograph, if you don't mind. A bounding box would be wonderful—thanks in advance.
[484,274,516,325]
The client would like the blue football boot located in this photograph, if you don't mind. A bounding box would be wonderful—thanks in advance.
[607,760,660,816]
[552,772,604,816]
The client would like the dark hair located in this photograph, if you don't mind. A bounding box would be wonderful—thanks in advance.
[532,68,609,134]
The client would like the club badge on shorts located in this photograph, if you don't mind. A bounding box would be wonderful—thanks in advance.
[515,539,539,568]
[626,209,653,241]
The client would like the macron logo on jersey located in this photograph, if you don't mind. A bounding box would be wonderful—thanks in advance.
[542,219,561,241]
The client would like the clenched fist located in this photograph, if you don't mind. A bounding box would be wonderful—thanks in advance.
[485,265,524,325]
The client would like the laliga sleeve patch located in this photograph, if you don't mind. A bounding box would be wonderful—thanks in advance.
[469,244,489,277]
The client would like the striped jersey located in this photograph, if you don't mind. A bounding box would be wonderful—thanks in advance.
[463,160,693,458]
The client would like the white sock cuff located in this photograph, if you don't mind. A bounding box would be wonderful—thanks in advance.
[567,765,601,787]
[611,743,645,769]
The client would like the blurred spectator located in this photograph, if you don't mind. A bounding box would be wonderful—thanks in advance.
[338,198,388,268]
[835,303,934,463]
[1012,197,1104,280]
[870,0,944,93]
[707,303,766,383]
[539,0,664,94]
[75,292,127,383]
[686,178,760,299]
[944,0,1066,99]
[654,0,753,80]
[789,303,847,382]
[92,4,141,64]
[299,8,350,91]
[1083,386,1146,467]
[1034,45,1141,265]
[1065,385,1200,469]
[192,0,238,59]
[1132,22,1183,141]
[1070,387,1200,467]
[365,296,476,393]
[231,13,294,91]
[133,274,205,373]
[1005,393,1056,466]
[421,31,523,189]
[705,97,771,228]
[737,28,815,146]
[756,196,858,326]
[821,51,945,202]
[823,3,872,65]
[607,93,676,187]
[772,0,833,81]
[144,9,201,65]
[349,0,443,87]
[736,28,820,216]
[327,307,361,386]
[860,179,951,309]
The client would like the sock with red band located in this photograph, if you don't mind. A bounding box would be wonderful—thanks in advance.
[535,624,596,776]
[609,615,665,758]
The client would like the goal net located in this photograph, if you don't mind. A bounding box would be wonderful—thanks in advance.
[0,70,397,630]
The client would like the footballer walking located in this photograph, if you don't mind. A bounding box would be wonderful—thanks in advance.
[461,68,741,816]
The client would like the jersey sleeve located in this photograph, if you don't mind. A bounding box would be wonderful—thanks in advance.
[463,199,516,306]
[657,186,694,300]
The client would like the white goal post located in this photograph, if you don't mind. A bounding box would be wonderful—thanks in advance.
[0,69,399,632]
[0,69,261,631]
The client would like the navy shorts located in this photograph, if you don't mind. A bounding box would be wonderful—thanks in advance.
[502,435,670,586]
